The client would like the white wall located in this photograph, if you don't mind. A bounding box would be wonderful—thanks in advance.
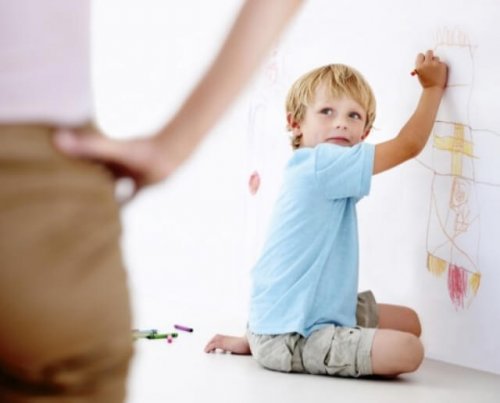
[93,0,500,374]
[92,0,249,329]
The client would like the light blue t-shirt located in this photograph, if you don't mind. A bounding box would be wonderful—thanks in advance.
[248,142,375,337]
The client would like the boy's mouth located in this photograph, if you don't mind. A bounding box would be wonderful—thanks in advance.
[326,137,350,146]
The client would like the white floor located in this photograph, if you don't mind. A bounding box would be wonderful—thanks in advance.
[126,308,500,403]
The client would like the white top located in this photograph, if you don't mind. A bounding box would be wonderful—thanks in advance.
[0,0,92,125]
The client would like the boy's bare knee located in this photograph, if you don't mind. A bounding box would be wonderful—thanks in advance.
[403,334,424,372]
[406,308,422,337]
[371,329,424,376]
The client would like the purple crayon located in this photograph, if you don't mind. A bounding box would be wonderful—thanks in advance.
[174,324,193,333]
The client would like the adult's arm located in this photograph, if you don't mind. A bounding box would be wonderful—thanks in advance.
[55,0,304,190]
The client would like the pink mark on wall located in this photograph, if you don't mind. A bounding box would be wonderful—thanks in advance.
[248,171,261,195]
[448,264,468,309]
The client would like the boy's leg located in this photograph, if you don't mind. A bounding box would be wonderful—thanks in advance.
[371,329,424,376]
[357,291,422,336]
[356,291,379,328]
[246,326,423,378]
[377,304,422,336]
[204,292,384,356]
[354,293,423,376]
[247,326,375,377]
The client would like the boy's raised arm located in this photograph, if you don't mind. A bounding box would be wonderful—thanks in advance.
[373,50,448,175]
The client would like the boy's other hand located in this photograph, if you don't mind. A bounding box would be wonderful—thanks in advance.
[204,334,252,355]
[414,49,448,90]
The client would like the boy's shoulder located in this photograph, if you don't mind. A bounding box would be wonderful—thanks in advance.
[315,142,373,165]
[287,146,313,167]
[287,143,374,173]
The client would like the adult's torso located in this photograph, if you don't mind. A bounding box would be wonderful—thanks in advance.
[0,0,92,126]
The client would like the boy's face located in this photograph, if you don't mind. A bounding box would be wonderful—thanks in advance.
[289,83,370,148]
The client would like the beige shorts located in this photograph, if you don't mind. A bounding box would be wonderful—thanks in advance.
[247,290,378,377]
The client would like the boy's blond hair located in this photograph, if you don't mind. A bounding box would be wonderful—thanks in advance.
[285,64,376,149]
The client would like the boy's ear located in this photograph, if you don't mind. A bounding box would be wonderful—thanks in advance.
[361,128,371,140]
[287,113,301,134]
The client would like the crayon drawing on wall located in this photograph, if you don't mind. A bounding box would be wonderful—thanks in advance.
[418,28,500,310]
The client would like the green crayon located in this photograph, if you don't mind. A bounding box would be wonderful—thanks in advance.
[146,332,178,339]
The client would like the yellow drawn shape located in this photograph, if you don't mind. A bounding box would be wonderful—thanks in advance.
[433,124,474,176]
[427,253,447,276]
[469,272,481,295]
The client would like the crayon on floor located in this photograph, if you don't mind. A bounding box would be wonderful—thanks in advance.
[146,333,178,340]
[174,324,193,332]
[132,329,158,340]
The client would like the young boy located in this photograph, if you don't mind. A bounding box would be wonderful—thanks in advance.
[205,50,448,378]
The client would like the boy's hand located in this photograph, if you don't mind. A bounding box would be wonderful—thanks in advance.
[204,334,252,355]
[414,50,448,90]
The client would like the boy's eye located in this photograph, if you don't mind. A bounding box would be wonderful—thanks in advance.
[320,108,333,115]
[349,112,362,120]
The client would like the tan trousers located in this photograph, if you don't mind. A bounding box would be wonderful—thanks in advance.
[0,125,133,402]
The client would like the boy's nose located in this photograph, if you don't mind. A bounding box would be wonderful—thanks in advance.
[334,118,348,129]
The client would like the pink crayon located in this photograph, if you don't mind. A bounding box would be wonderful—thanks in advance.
[174,324,193,333]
